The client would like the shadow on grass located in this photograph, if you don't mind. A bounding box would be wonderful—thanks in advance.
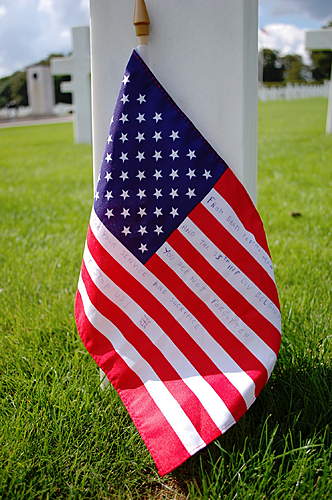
[167,345,332,497]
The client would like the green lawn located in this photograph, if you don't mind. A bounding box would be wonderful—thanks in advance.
[0,99,331,499]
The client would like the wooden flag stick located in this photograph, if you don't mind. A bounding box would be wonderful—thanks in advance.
[134,0,150,45]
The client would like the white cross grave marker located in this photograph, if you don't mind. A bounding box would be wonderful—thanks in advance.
[90,0,258,202]
[51,26,92,143]
[305,28,332,134]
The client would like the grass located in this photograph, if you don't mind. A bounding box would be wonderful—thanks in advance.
[0,98,331,499]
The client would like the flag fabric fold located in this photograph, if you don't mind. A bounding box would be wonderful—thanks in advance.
[75,49,281,476]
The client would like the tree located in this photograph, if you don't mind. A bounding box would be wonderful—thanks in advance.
[10,71,28,106]
[261,49,284,82]
[0,76,11,108]
[280,54,307,82]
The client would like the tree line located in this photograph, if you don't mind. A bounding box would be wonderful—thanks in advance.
[261,48,332,84]
[0,44,331,109]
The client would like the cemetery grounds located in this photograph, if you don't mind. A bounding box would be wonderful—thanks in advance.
[0,98,331,499]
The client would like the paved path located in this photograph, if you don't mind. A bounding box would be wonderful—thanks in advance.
[0,115,73,129]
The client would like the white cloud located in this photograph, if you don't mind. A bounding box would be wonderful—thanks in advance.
[37,0,53,14]
[0,0,89,78]
[0,5,7,17]
[259,24,310,64]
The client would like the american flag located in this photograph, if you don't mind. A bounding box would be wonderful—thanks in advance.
[75,50,281,476]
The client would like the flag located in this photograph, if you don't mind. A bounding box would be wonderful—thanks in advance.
[75,49,281,476]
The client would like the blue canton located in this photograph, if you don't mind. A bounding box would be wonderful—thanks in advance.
[94,50,228,263]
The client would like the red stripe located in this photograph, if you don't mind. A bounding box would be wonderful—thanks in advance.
[168,229,281,354]
[215,169,271,254]
[81,261,223,444]
[147,254,268,397]
[75,291,190,476]
[190,204,280,308]
[87,226,247,421]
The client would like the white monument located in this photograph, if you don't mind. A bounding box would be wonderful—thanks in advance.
[305,28,332,134]
[26,65,54,116]
[90,0,258,202]
[51,26,92,144]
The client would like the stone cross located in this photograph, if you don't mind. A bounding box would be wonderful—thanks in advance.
[26,65,54,116]
[51,26,92,143]
[305,28,332,134]
[90,0,258,202]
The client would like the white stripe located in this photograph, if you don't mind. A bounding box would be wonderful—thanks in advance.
[89,209,256,408]
[78,276,206,455]
[178,218,281,332]
[83,244,236,432]
[157,243,277,376]
[202,189,274,280]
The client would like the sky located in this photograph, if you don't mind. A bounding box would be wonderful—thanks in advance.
[0,0,331,78]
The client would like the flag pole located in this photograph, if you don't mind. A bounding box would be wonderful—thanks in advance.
[99,0,151,390]
[134,0,150,62]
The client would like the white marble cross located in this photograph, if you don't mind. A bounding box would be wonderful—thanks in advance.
[51,26,92,143]
[305,28,332,134]
[90,0,258,202]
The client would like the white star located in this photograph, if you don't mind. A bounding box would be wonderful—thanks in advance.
[105,208,114,218]
[119,133,128,143]
[137,207,147,217]
[104,190,113,200]
[186,188,196,199]
[136,113,145,123]
[105,153,112,163]
[170,149,179,160]
[121,208,130,218]
[153,169,162,180]
[120,93,129,104]
[120,190,130,200]
[154,207,163,217]
[137,189,146,200]
[186,168,196,179]
[153,112,162,122]
[138,243,148,254]
[203,169,212,180]
[136,170,146,181]
[105,171,112,181]
[153,150,162,162]
[94,190,99,200]
[187,149,196,160]
[169,130,180,141]
[136,151,145,162]
[119,171,129,181]
[154,225,163,235]
[120,152,128,162]
[169,188,179,199]
[153,188,163,199]
[137,94,146,104]
[169,169,179,180]
[110,115,114,125]
[152,131,162,142]
[107,134,112,144]
[119,113,129,124]
[97,173,101,183]
[135,132,145,142]
[138,225,147,236]
[170,207,179,218]
[122,74,130,85]
[122,226,131,236]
